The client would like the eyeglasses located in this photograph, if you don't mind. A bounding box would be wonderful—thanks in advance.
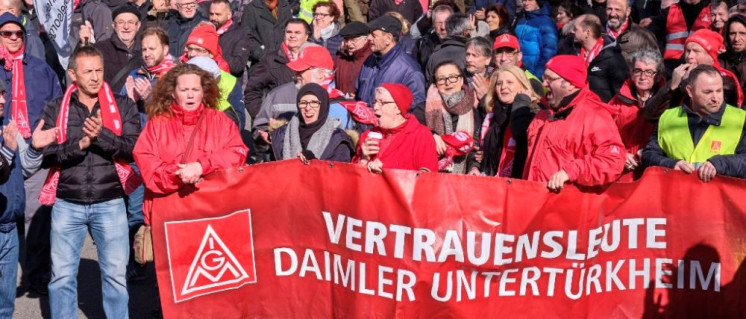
[632,68,657,78]
[435,74,462,85]
[0,31,23,39]
[114,20,138,27]
[313,12,331,18]
[177,1,196,8]
[298,101,321,109]
[372,100,396,106]
[186,46,209,54]
[494,49,517,57]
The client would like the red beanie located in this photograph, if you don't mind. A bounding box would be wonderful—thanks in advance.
[545,55,587,88]
[183,24,230,72]
[685,29,725,67]
[379,83,413,115]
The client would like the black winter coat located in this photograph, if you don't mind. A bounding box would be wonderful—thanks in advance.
[93,35,142,93]
[367,0,422,28]
[219,19,251,78]
[555,35,628,102]
[425,36,467,84]
[166,11,206,57]
[41,93,140,204]
[413,32,442,73]
[241,0,293,63]
[243,49,295,118]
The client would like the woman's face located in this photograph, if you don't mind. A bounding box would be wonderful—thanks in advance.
[631,60,658,93]
[173,73,203,111]
[496,71,523,105]
[486,11,501,31]
[522,0,539,12]
[298,94,321,124]
[313,6,334,30]
[373,89,402,129]
[557,7,570,24]
[434,64,464,96]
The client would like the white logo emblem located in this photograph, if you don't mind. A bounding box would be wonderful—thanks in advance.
[181,225,250,296]
[590,66,601,72]
[500,35,510,42]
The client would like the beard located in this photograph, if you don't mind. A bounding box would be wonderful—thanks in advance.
[607,14,627,29]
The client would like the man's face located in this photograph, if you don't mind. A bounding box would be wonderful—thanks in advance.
[341,35,367,54]
[284,23,308,50]
[606,0,629,30]
[433,11,451,39]
[68,55,104,97]
[186,44,211,59]
[631,60,658,92]
[711,2,729,30]
[142,35,168,67]
[687,72,724,116]
[296,68,319,86]
[0,23,23,54]
[522,0,539,12]
[368,30,392,53]
[177,0,197,19]
[465,45,490,75]
[209,2,232,27]
[542,69,575,109]
[494,47,521,68]
[573,22,589,44]
[729,21,746,52]
[684,42,714,66]
[0,1,20,17]
[113,13,140,44]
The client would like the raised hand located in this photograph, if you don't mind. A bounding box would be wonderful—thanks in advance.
[31,119,58,149]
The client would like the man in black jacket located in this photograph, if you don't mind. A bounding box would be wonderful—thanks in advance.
[413,4,452,71]
[210,0,250,79]
[572,14,629,102]
[643,64,746,181]
[241,0,293,63]
[94,5,143,93]
[425,12,470,84]
[42,46,140,319]
[166,0,206,57]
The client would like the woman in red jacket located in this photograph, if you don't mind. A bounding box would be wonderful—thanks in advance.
[353,83,438,172]
[608,49,664,181]
[133,64,248,222]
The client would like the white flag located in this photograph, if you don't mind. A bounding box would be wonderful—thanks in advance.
[33,0,74,68]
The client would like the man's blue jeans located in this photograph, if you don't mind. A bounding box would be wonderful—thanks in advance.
[0,226,18,318]
[49,198,129,319]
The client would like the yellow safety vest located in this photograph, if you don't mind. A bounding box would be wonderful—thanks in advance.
[658,105,746,163]
[299,0,322,23]
[217,71,237,112]
[524,69,546,94]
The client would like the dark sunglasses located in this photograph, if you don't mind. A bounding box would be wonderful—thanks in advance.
[0,31,23,39]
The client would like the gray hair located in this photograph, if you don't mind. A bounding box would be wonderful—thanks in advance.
[630,49,664,75]
[431,5,454,22]
[446,13,471,37]
[466,37,492,57]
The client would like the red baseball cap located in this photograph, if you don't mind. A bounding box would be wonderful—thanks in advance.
[287,46,334,72]
[493,34,520,51]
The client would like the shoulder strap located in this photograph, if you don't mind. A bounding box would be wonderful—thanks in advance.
[111,57,142,90]
[181,111,206,164]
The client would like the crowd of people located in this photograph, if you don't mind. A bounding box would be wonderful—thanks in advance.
[0,0,745,316]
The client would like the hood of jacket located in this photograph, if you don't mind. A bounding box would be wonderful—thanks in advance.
[524,2,552,19]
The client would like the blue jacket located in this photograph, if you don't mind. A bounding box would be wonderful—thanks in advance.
[0,55,63,142]
[0,129,25,231]
[514,3,557,77]
[356,43,426,111]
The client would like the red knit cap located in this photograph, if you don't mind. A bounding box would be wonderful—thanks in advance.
[545,55,587,88]
[379,83,413,115]
[186,24,220,57]
[685,29,725,66]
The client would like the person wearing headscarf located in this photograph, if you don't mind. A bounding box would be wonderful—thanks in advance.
[270,83,354,162]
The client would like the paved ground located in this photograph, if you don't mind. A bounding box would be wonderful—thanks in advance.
[14,234,161,318]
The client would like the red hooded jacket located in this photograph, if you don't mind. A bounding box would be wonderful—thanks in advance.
[133,104,248,222]
[353,115,438,172]
[608,79,658,182]
[524,87,626,187]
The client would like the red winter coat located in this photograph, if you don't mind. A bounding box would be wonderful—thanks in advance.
[133,104,248,222]
[608,80,657,182]
[353,115,438,172]
[523,87,625,187]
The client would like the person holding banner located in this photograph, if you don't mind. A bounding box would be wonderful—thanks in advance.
[40,46,141,319]
[524,54,625,191]
[471,65,538,177]
[133,63,247,222]
[354,83,438,172]
[643,64,746,182]
[269,83,354,162]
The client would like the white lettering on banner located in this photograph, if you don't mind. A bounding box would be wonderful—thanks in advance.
[34,0,73,68]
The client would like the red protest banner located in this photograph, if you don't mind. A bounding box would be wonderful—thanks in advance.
[150,161,746,318]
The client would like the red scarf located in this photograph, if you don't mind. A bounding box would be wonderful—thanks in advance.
[145,54,177,78]
[319,76,344,99]
[606,18,629,39]
[282,42,297,61]
[216,19,233,35]
[579,38,603,66]
[39,83,142,205]
[11,46,30,138]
